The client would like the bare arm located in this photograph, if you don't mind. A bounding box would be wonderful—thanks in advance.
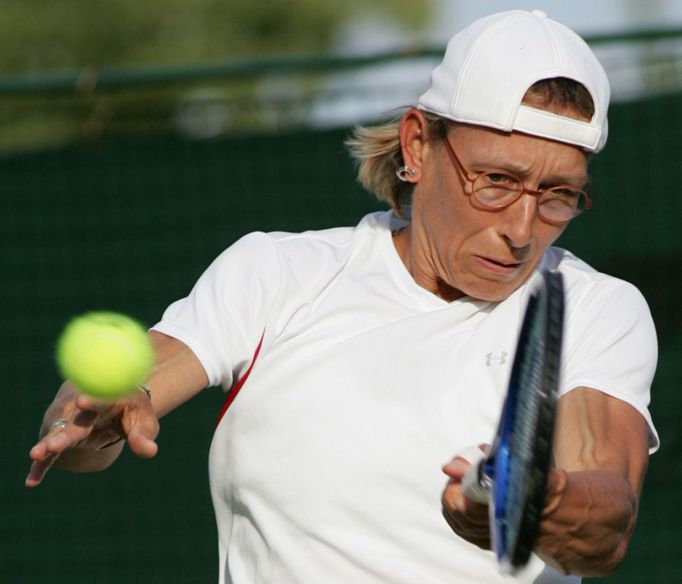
[441,387,650,576]
[26,331,208,487]
[535,387,649,576]
[145,330,210,417]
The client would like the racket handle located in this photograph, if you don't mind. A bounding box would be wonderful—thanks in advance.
[461,462,491,504]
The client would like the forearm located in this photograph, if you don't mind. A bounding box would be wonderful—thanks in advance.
[147,331,209,418]
[536,468,638,576]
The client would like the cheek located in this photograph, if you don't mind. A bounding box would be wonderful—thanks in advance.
[536,222,566,250]
[432,210,485,262]
[416,182,482,243]
[423,204,499,268]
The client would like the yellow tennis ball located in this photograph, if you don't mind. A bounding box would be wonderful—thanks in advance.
[56,311,154,399]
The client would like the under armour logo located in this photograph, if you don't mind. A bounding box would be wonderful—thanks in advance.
[486,352,508,366]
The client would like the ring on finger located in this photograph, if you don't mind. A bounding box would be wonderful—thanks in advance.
[51,418,68,430]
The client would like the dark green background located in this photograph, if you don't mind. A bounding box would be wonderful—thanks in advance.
[2,93,680,582]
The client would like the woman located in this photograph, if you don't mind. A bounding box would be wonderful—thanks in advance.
[27,10,657,583]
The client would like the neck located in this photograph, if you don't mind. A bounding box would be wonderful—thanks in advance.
[392,225,463,302]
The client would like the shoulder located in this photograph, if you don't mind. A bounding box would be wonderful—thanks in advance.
[267,210,392,254]
[206,222,354,280]
[226,211,392,278]
[541,246,657,379]
[543,247,651,314]
[231,210,388,254]
[200,211,393,313]
[545,247,659,450]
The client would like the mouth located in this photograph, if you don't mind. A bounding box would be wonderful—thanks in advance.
[474,255,525,276]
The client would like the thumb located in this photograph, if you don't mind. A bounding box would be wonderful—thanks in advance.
[127,428,159,459]
[123,400,160,459]
[443,444,487,479]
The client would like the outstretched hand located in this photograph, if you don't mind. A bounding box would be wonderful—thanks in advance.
[26,382,159,488]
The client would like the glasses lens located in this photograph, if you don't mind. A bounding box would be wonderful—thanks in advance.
[472,173,523,207]
[538,188,588,222]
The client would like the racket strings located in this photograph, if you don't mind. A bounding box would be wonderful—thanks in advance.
[497,272,565,570]
[504,304,547,559]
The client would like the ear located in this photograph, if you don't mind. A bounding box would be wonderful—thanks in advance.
[398,108,430,183]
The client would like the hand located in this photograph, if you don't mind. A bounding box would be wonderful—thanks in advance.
[441,449,491,549]
[26,382,160,487]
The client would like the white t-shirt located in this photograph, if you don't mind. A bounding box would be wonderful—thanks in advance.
[153,211,658,584]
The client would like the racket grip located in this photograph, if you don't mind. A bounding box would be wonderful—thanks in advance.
[461,462,490,504]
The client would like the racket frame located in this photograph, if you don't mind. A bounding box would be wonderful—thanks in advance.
[469,270,565,572]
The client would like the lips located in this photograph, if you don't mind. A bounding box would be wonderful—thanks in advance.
[474,255,525,275]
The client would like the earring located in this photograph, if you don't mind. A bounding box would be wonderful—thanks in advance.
[395,165,417,182]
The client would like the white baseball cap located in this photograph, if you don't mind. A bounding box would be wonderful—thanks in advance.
[418,10,610,152]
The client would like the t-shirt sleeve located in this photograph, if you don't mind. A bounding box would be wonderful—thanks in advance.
[151,232,281,389]
[560,276,659,451]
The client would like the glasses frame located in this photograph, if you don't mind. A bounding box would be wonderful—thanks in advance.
[442,138,592,224]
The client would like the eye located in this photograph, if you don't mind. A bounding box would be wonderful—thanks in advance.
[546,187,583,205]
[539,188,588,221]
[480,173,518,188]
[551,187,578,196]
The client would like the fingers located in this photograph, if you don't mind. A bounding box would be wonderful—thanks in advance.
[30,410,98,461]
[26,411,98,488]
[25,454,59,488]
[26,384,161,487]
[441,446,492,550]
[442,444,489,478]
[442,479,489,522]
[127,431,159,459]
[443,456,474,480]
[442,479,492,549]
[75,393,121,413]
[442,513,491,549]
[123,398,160,459]
[75,389,159,458]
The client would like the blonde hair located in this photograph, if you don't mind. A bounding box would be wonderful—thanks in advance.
[345,112,445,214]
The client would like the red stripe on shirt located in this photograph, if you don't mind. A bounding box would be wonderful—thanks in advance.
[216,331,265,427]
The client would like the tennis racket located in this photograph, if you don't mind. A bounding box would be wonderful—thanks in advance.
[461,269,565,572]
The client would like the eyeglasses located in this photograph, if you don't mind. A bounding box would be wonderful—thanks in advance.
[442,138,592,224]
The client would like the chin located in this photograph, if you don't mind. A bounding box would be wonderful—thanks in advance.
[462,279,520,303]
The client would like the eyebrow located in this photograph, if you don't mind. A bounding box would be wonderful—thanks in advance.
[471,158,589,190]
[543,174,590,190]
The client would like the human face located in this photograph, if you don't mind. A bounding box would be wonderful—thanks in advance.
[401,123,589,302]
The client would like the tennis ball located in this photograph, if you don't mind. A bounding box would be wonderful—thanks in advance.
[56,311,154,399]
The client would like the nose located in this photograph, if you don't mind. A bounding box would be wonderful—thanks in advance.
[499,193,537,248]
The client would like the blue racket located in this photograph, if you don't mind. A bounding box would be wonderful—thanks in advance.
[462,270,565,572]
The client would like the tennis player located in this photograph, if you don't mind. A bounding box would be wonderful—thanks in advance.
[27,10,657,583]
